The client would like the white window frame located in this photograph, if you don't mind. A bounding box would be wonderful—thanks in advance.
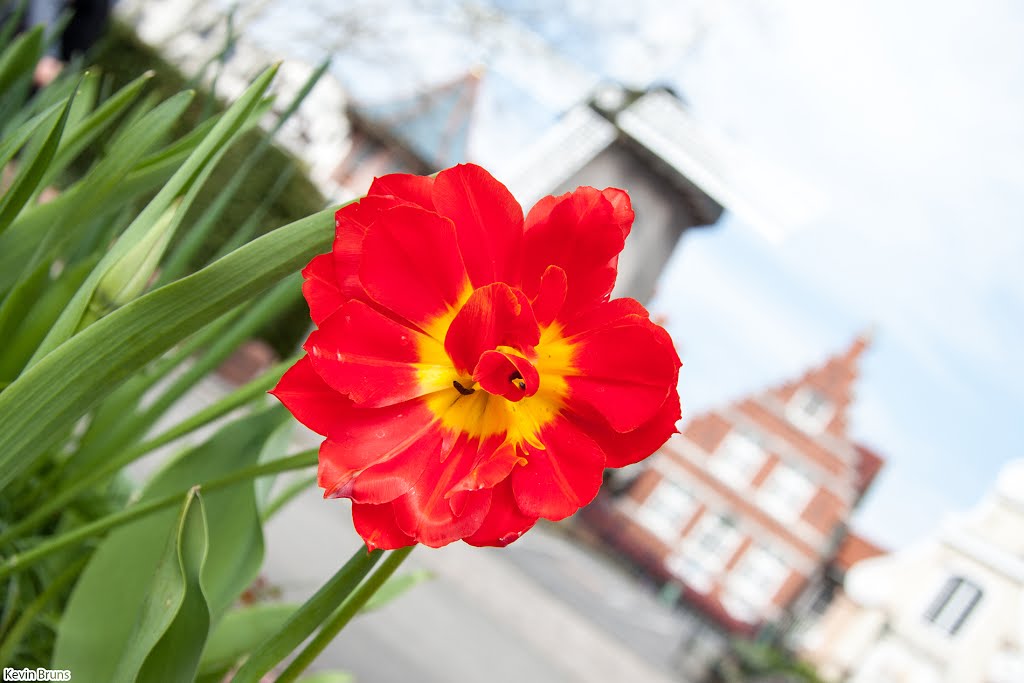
[724,544,789,614]
[667,512,742,592]
[757,463,816,522]
[709,429,767,489]
[634,479,697,542]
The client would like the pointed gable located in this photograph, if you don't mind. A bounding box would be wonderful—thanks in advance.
[348,69,482,172]
[768,333,872,439]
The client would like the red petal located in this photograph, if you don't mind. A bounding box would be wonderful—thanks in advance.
[531,265,567,328]
[565,316,678,432]
[432,164,524,287]
[368,173,435,209]
[391,435,494,547]
[522,187,626,319]
[587,388,681,468]
[511,417,606,520]
[269,355,352,436]
[449,441,526,495]
[305,300,448,407]
[301,253,344,326]
[472,350,539,402]
[317,400,441,503]
[523,193,560,228]
[444,283,539,373]
[465,478,538,547]
[561,296,649,335]
[601,187,633,239]
[352,502,416,551]
[333,195,408,303]
[359,205,470,333]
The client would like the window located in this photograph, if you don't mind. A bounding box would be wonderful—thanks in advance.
[709,430,767,488]
[757,463,815,522]
[635,479,697,541]
[923,576,982,635]
[787,387,834,433]
[667,512,742,592]
[726,545,790,612]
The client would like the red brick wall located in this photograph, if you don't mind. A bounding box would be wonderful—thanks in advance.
[738,400,851,476]
[628,468,663,505]
[682,412,731,453]
[801,487,844,536]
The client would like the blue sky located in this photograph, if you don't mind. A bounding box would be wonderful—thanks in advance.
[252,0,1024,547]
[633,0,1024,546]
[493,0,1024,546]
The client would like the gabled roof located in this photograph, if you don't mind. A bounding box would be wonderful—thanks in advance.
[833,532,885,574]
[348,69,482,172]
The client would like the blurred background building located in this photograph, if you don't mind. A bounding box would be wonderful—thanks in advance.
[800,460,1024,683]
[582,334,884,679]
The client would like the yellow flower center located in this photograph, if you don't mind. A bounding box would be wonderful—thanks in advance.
[416,306,575,453]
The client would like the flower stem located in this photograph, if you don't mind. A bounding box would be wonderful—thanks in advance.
[275,545,415,683]
[230,546,389,683]
[0,450,317,581]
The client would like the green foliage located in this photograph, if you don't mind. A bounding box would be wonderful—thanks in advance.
[52,411,282,679]
[198,602,299,680]
[115,490,210,683]
[713,639,825,683]
[88,22,326,355]
[0,19,422,681]
[361,569,436,613]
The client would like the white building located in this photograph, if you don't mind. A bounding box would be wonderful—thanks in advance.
[801,460,1024,683]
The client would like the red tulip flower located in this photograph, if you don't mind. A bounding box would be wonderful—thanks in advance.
[272,164,681,550]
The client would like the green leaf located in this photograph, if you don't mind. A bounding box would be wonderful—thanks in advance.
[0,202,333,491]
[230,549,384,683]
[142,409,286,619]
[0,85,75,234]
[113,489,210,683]
[66,274,301,476]
[359,569,435,614]
[43,70,155,186]
[0,0,29,50]
[0,359,295,546]
[255,418,298,512]
[273,547,414,683]
[0,101,63,171]
[0,256,95,382]
[158,57,330,284]
[52,410,284,679]
[261,474,316,522]
[198,603,298,679]
[93,197,181,312]
[0,26,43,103]
[0,90,194,297]
[28,65,279,364]
[0,259,51,353]
[297,673,355,683]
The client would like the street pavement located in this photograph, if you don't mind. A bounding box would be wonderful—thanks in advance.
[262,474,687,683]
[140,374,691,682]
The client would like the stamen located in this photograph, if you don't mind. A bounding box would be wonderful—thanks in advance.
[509,370,526,391]
[453,380,476,396]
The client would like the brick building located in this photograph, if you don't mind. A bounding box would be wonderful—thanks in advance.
[583,334,884,677]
